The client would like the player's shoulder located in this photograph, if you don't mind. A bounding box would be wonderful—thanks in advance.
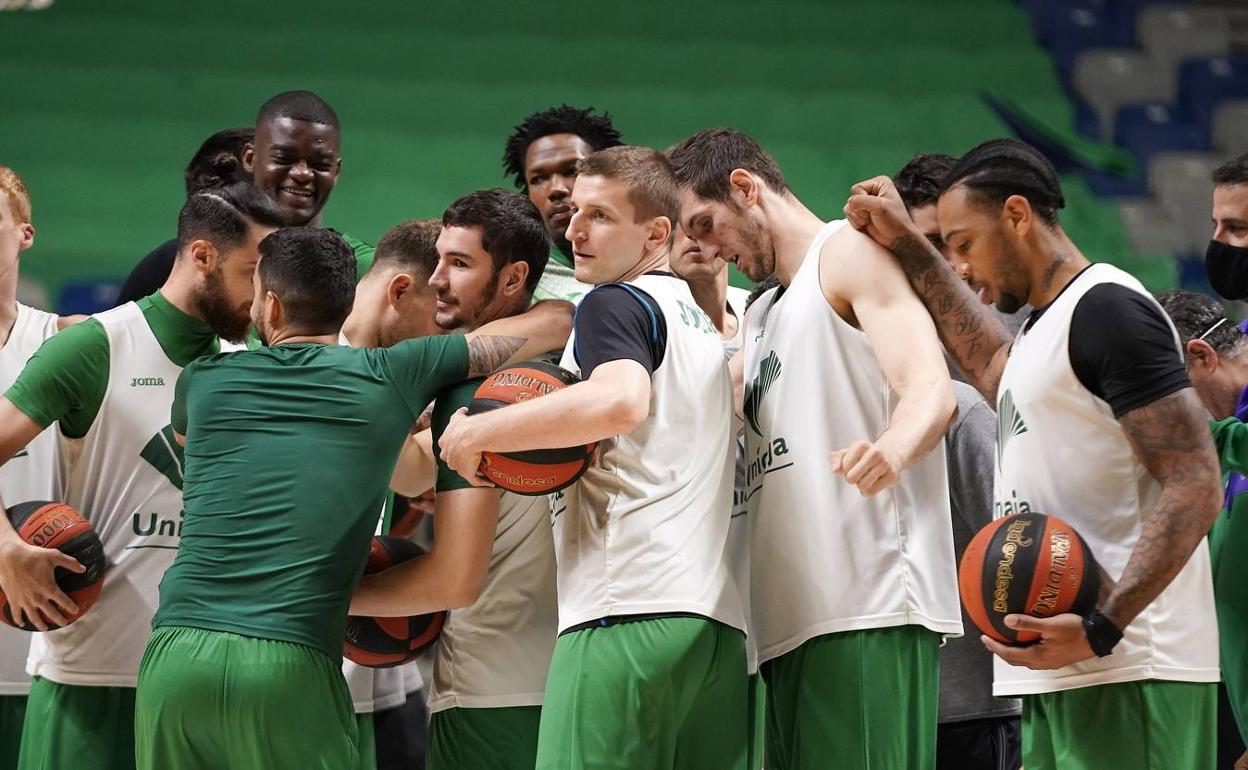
[817,219,909,300]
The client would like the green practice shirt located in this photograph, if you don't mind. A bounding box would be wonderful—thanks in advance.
[153,335,469,658]
[431,378,485,493]
[1211,414,1248,744]
[5,292,219,437]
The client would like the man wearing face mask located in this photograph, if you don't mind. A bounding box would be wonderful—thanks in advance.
[1207,154,1248,301]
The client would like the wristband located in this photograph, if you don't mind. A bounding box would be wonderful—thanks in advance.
[1083,609,1123,657]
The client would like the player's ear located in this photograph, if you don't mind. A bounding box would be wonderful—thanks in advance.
[188,239,219,275]
[729,169,758,207]
[17,223,34,252]
[646,216,672,253]
[499,261,529,298]
[1186,338,1217,372]
[387,272,414,307]
[1003,195,1032,239]
[265,289,283,330]
[241,143,256,175]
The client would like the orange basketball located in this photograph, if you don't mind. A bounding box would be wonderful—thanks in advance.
[467,361,595,495]
[1,501,106,631]
[343,536,445,668]
[958,512,1100,644]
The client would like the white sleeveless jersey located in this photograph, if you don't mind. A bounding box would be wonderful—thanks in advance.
[0,304,62,695]
[27,303,188,686]
[554,273,743,632]
[744,220,961,665]
[427,492,557,711]
[992,263,1219,695]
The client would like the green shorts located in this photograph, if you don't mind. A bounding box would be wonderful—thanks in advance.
[428,705,540,770]
[2,695,27,770]
[1022,679,1215,770]
[746,674,765,770]
[17,678,134,770]
[761,625,940,770]
[536,616,748,770]
[135,625,359,770]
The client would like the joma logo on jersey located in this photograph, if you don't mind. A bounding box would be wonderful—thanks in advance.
[130,377,166,387]
[139,425,184,490]
[744,351,782,436]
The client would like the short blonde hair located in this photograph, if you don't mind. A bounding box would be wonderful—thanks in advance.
[0,166,31,225]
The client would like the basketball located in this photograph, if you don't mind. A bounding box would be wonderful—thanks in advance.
[958,512,1101,645]
[467,361,595,495]
[0,501,106,631]
[343,536,445,668]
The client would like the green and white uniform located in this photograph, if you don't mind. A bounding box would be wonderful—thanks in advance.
[540,273,747,770]
[135,335,470,770]
[0,304,64,770]
[743,221,959,768]
[425,379,558,770]
[4,294,221,770]
[532,250,592,305]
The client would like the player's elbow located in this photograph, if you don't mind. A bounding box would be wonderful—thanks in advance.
[602,390,649,435]
[443,566,487,609]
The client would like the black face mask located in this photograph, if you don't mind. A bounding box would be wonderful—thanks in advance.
[1206,239,1248,300]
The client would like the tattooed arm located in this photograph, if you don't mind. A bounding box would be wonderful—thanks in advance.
[843,176,1012,402]
[462,299,574,377]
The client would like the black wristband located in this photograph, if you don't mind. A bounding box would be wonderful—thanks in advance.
[1083,610,1124,657]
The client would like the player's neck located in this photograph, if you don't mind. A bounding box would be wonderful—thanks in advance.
[615,248,670,284]
[686,271,734,337]
[0,260,18,349]
[268,329,339,346]
[1024,229,1092,309]
[156,267,205,323]
[341,284,383,348]
[766,191,825,287]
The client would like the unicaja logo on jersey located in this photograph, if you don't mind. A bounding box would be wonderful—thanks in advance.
[996,389,1028,465]
[139,425,185,491]
[745,351,782,436]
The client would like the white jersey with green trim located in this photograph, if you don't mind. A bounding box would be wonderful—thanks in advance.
[427,491,557,712]
[554,273,743,633]
[744,220,961,666]
[0,303,63,695]
[991,263,1219,695]
[27,303,187,687]
[533,253,592,305]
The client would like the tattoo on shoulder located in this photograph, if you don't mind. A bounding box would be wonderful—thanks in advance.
[466,335,526,377]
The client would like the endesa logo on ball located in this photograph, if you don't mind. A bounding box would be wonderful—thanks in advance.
[486,468,557,489]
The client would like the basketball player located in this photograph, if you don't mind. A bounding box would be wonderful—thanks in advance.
[893,153,1023,769]
[0,182,286,770]
[116,127,254,306]
[133,227,570,770]
[502,104,623,303]
[0,167,82,770]
[339,219,447,770]
[117,90,374,304]
[1155,290,1248,770]
[667,128,959,770]
[352,189,558,770]
[439,146,748,770]
[1206,153,1248,300]
[667,227,761,768]
[844,137,1224,770]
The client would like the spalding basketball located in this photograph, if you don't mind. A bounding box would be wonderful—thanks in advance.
[467,361,595,496]
[958,512,1100,645]
[0,501,106,631]
[344,536,445,668]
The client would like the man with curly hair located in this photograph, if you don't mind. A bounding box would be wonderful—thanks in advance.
[501,105,623,303]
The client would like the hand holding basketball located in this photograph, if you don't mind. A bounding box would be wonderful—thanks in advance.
[438,408,493,488]
[980,613,1096,670]
[842,175,915,250]
[829,440,901,497]
[0,537,85,631]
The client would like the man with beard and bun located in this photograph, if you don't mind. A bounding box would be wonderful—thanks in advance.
[0,182,285,770]
[668,128,959,770]
[440,147,747,770]
[134,228,570,770]
[845,137,1223,770]
[502,104,623,304]
[118,90,375,305]
[0,167,83,770]
[352,189,559,770]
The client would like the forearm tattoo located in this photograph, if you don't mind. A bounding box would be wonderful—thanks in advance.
[466,335,526,378]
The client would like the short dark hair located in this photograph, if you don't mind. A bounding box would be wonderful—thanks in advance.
[176,182,288,254]
[502,105,623,190]
[667,127,790,203]
[184,128,254,196]
[940,138,1064,227]
[256,90,340,130]
[1155,290,1246,356]
[369,219,442,280]
[894,153,958,212]
[258,228,356,334]
[577,146,679,226]
[1213,154,1248,187]
[442,189,550,294]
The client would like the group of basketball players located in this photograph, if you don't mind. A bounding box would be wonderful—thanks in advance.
[0,88,1245,770]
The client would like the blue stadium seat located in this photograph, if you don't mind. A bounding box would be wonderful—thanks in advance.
[58,280,121,315]
[1085,167,1150,197]
[1075,100,1103,140]
[1046,5,1131,85]
[1179,57,1248,131]
[1114,102,1210,164]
